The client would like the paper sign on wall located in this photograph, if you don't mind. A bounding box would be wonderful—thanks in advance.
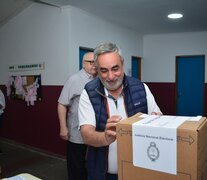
[9,62,44,72]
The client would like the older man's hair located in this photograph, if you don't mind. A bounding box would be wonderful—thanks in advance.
[94,43,124,62]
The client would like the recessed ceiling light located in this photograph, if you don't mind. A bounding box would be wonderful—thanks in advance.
[168,13,183,19]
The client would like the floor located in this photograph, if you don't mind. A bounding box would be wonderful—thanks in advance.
[0,138,68,180]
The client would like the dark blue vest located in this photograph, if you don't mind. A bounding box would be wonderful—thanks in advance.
[84,75,148,180]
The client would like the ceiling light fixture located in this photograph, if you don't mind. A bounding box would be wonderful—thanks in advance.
[168,13,183,19]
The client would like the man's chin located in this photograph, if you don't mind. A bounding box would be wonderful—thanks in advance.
[105,83,121,91]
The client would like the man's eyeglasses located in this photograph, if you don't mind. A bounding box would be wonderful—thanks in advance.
[84,60,95,65]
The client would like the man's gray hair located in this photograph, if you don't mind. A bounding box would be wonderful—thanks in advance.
[94,43,124,62]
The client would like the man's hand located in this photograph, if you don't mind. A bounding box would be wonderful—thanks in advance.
[151,112,162,115]
[104,115,122,145]
[60,127,69,140]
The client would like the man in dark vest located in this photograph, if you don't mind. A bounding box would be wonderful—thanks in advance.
[78,42,162,180]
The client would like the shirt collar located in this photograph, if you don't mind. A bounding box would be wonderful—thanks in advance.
[83,68,94,79]
[104,86,124,98]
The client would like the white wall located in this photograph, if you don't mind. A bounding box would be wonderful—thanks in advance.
[0,3,143,85]
[4,3,206,85]
[68,6,143,77]
[0,3,70,85]
[143,31,207,83]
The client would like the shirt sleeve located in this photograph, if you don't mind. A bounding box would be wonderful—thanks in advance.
[144,83,162,114]
[78,89,96,128]
[58,77,77,106]
[0,91,5,109]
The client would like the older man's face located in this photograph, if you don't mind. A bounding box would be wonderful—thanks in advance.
[96,52,124,91]
[83,52,97,77]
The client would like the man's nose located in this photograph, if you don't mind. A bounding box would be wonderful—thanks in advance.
[108,71,115,80]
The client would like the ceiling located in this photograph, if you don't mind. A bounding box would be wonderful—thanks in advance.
[0,0,32,27]
[0,0,207,35]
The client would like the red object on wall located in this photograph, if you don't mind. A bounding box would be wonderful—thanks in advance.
[146,82,177,115]
[0,85,67,157]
